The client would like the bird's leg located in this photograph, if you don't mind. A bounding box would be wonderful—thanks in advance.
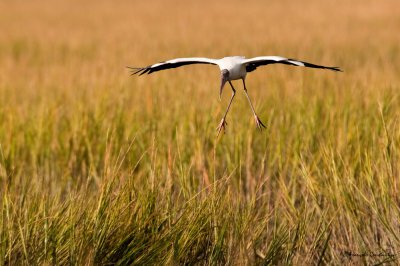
[216,81,236,137]
[242,79,266,131]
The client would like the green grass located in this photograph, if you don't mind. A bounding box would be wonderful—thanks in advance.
[1,0,400,264]
[1,77,399,264]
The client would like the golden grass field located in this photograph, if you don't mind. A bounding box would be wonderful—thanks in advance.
[1,0,400,264]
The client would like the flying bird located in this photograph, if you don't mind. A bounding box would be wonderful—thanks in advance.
[128,56,341,137]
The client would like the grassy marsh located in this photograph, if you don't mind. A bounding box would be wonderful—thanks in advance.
[0,0,400,264]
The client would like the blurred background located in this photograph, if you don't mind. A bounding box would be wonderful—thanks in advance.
[0,0,400,264]
[1,0,399,103]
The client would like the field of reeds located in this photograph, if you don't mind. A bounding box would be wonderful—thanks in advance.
[1,0,400,264]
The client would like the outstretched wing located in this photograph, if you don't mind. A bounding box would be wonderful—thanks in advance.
[127,57,218,76]
[244,56,342,72]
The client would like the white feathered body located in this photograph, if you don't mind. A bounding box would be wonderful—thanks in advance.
[217,56,247,80]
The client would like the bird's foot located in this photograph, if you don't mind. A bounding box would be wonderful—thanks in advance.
[254,115,266,131]
[216,118,228,137]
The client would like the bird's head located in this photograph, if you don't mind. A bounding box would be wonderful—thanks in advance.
[220,69,229,100]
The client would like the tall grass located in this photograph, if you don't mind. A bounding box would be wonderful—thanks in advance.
[0,0,400,264]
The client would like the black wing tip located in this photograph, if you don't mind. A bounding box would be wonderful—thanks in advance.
[301,61,343,72]
[127,66,152,76]
[329,67,343,72]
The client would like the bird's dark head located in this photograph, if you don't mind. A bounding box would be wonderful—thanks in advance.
[220,69,229,100]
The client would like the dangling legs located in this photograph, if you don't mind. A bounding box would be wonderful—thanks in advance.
[216,81,236,137]
[242,79,266,131]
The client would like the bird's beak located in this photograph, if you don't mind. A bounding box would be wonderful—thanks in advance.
[219,76,227,100]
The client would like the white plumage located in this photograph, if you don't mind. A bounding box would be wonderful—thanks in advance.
[128,56,341,136]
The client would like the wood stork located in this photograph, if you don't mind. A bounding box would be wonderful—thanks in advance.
[128,56,341,137]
